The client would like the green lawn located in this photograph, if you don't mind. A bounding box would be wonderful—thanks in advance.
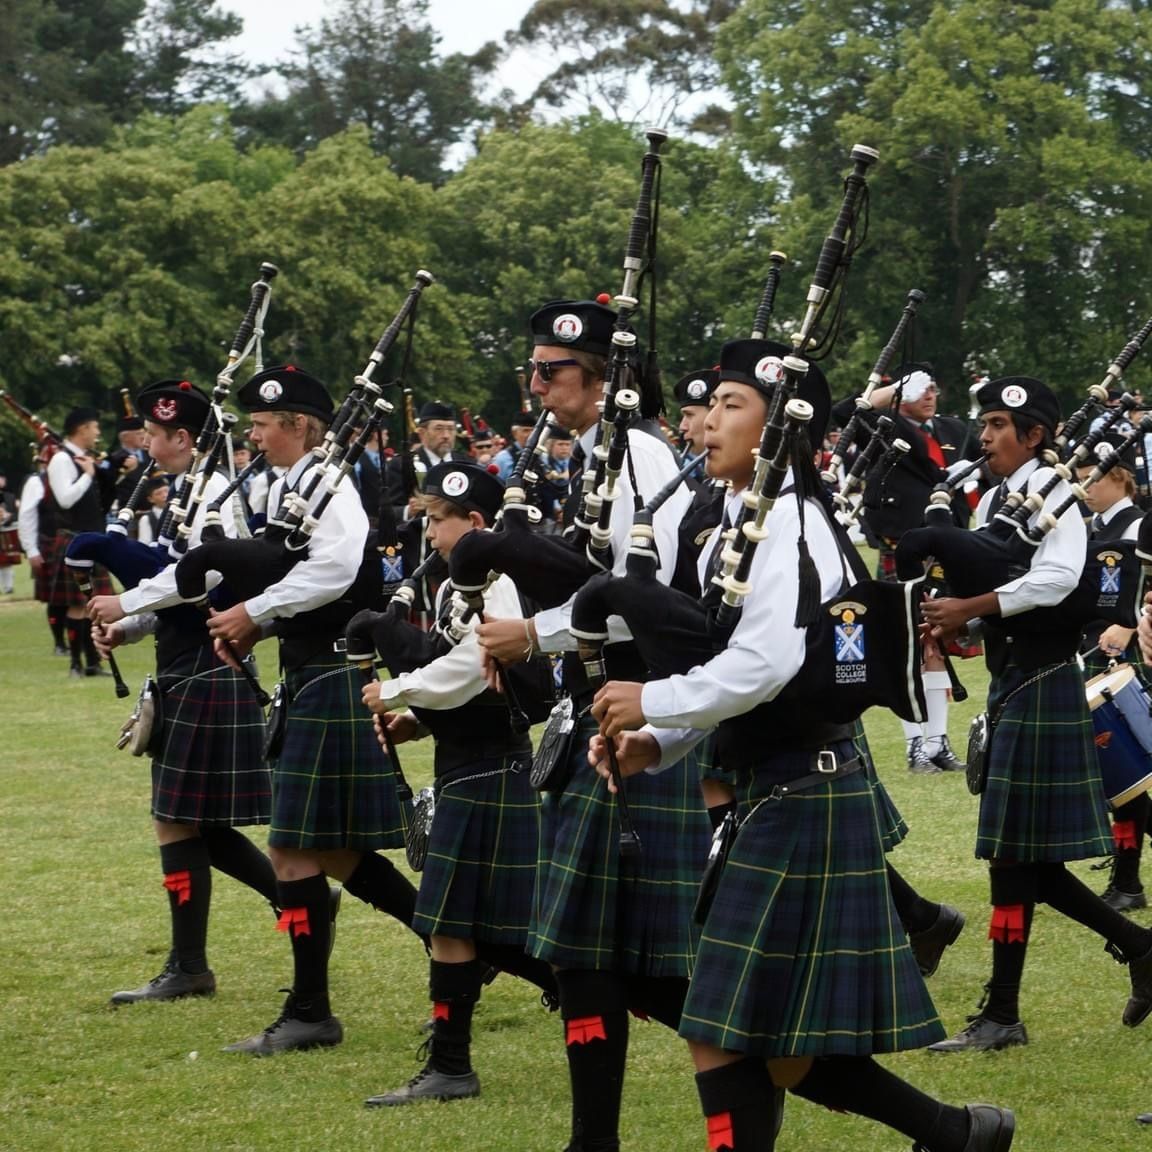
[1,561,1150,1151]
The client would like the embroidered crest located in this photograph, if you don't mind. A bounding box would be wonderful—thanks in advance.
[831,602,867,685]
[1097,550,1124,599]
[552,314,583,343]
[379,545,404,583]
[151,398,178,422]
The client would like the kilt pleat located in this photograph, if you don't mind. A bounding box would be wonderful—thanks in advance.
[529,716,710,977]
[49,531,114,606]
[34,534,59,602]
[678,753,944,1058]
[411,755,539,945]
[976,661,1112,862]
[151,644,270,826]
[269,660,407,851]
[854,721,908,853]
[693,731,735,787]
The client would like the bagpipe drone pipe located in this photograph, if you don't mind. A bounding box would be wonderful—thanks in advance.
[571,144,926,727]
[173,270,435,627]
[449,129,670,609]
[895,395,1152,634]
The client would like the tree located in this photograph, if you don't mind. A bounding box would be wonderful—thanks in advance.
[715,0,1152,406]
[238,0,498,184]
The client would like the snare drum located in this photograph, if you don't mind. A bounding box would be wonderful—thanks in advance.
[1085,663,1152,807]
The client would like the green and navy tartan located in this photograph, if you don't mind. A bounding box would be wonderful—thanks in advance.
[692,731,735,788]
[678,742,945,1058]
[151,643,270,827]
[977,660,1112,862]
[411,754,539,945]
[528,715,711,977]
[853,721,908,854]
[269,659,407,851]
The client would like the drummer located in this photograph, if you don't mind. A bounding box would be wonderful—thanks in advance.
[1079,434,1151,912]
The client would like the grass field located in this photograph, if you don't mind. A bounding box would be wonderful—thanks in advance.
[2,560,1152,1151]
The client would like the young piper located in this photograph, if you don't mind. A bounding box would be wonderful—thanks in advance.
[361,461,554,1106]
[89,380,276,1005]
[204,365,419,1054]
[591,340,1014,1152]
[922,376,1152,1052]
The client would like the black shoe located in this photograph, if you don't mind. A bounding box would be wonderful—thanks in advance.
[85,664,110,677]
[54,644,68,656]
[110,962,216,1005]
[930,735,966,773]
[329,885,342,958]
[927,1014,1028,1053]
[223,993,343,1055]
[1123,944,1152,1027]
[910,904,965,977]
[1138,1113,1152,1124]
[69,663,84,679]
[907,737,941,775]
[1103,886,1148,912]
[916,1104,1015,1151]
[364,1064,480,1106]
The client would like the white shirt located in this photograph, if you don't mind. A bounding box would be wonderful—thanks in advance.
[243,455,369,626]
[975,458,1084,617]
[534,424,691,653]
[17,474,43,558]
[120,469,245,615]
[640,478,847,770]
[1096,496,1140,542]
[47,440,94,508]
[375,570,523,712]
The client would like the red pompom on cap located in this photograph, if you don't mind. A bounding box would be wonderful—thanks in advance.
[596,292,612,305]
[179,380,192,390]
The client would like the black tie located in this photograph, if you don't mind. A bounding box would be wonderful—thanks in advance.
[563,440,586,528]
[1091,513,1105,536]
[988,481,1008,520]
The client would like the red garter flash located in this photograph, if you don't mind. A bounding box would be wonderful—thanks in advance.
[988,904,1025,944]
[1114,820,1139,852]
[162,870,192,905]
[276,906,311,937]
[565,1016,607,1045]
[706,1112,735,1150]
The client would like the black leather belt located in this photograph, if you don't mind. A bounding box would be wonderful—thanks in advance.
[766,752,862,801]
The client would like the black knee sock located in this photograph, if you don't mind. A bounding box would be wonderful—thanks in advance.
[199,827,278,906]
[1112,795,1149,893]
[159,838,212,975]
[342,850,418,930]
[66,618,83,665]
[474,941,559,1000]
[708,800,737,833]
[1037,862,1152,959]
[887,862,938,935]
[695,1057,781,1151]
[984,910,1032,1025]
[626,975,688,1031]
[428,959,484,1075]
[791,1056,969,1151]
[276,874,332,1019]
[80,617,99,667]
[556,969,629,1152]
[48,607,66,648]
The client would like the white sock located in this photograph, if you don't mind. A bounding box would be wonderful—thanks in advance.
[900,719,923,745]
[921,672,952,756]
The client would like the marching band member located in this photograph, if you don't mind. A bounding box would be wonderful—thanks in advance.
[922,377,1152,1053]
[477,299,706,1152]
[87,380,276,1005]
[591,339,1013,1152]
[203,365,419,1055]
[361,461,555,1107]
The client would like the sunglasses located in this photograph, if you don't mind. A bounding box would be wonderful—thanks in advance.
[528,358,580,383]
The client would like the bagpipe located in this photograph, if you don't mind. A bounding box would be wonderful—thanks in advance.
[173,269,435,620]
[572,144,927,731]
[0,390,65,458]
[895,380,1152,633]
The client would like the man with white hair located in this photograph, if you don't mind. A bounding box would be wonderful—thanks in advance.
[831,362,979,774]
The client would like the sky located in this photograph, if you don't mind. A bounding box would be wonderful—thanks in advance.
[225,0,544,98]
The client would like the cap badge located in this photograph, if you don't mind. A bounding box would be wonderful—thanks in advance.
[686,379,708,401]
[553,314,584,343]
[1001,384,1027,408]
[258,380,284,403]
[441,470,469,498]
[152,398,178,422]
[754,356,785,386]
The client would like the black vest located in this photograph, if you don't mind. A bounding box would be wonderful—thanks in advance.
[55,454,105,533]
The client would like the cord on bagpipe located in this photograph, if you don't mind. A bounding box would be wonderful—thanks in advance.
[0,391,65,457]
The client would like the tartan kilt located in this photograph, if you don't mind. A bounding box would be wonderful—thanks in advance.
[853,721,908,853]
[151,644,271,826]
[693,731,735,788]
[528,715,710,977]
[0,526,21,567]
[269,659,407,851]
[34,534,60,602]
[678,744,945,1058]
[411,755,539,945]
[977,660,1112,862]
[48,531,114,606]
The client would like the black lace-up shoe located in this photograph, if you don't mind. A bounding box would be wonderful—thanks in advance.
[364,1065,480,1106]
[223,992,343,1055]
[909,904,965,977]
[914,1104,1015,1151]
[930,735,966,773]
[927,1015,1027,1053]
[110,961,216,1006]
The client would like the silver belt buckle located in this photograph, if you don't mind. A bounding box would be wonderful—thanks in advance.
[816,750,838,775]
[332,638,348,654]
